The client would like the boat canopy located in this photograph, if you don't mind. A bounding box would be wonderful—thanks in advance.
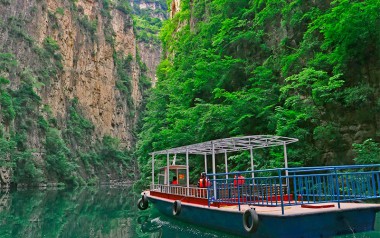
[150,135,298,190]
[150,135,298,155]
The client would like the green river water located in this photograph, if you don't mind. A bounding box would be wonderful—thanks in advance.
[0,187,379,238]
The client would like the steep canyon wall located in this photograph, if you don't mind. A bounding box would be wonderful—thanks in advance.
[0,0,165,186]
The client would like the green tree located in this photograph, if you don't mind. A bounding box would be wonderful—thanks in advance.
[45,128,76,182]
[353,139,380,164]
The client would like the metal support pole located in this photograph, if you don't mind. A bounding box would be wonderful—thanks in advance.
[335,168,341,209]
[204,153,207,174]
[283,142,289,193]
[186,149,190,196]
[279,169,284,215]
[283,142,288,176]
[250,147,254,180]
[224,150,228,180]
[212,142,217,199]
[166,153,170,186]
[152,153,155,188]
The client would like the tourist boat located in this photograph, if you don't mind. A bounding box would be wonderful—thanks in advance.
[137,135,380,237]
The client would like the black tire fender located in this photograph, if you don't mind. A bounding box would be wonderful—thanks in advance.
[137,194,149,210]
[172,200,182,216]
[242,208,259,233]
[142,194,148,204]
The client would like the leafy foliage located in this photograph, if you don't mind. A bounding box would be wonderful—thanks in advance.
[65,98,94,147]
[45,128,76,182]
[137,0,380,184]
[353,139,380,164]
[12,150,45,184]
[130,0,167,45]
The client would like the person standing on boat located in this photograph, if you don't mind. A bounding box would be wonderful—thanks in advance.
[234,173,245,187]
[171,176,178,185]
[197,172,211,188]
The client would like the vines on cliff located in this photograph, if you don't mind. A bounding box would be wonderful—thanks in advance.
[0,51,133,186]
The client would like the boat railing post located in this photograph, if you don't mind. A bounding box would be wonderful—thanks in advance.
[293,171,297,205]
[207,185,211,207]
[372,171,376,197]
[279,169,284,215]
[335,167,341,209]
[238,181,241,211]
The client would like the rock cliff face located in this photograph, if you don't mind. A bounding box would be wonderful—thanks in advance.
[170,0,181,18]
[0,0,165,186]
[130,0,166,85]
[1,0,138,145]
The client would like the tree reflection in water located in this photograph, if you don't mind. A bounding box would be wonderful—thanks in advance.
[0,187,234,238]
[3,187,377,238]
[0,187,140,238]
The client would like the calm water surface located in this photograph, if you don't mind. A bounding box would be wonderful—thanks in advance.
[0,187,379,238]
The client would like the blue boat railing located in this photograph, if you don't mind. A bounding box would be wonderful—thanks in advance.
[207,164,380,214]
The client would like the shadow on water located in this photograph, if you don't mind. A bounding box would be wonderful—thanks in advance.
[0,187,380,238]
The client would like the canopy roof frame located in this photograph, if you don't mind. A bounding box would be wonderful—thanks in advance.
[150,135,298,156]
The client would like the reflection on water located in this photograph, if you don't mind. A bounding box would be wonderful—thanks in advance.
[138,210,239,238]
[0,187,139,238]
[0,187,379,238]
[0,187,236,238]
[335,213,380,238]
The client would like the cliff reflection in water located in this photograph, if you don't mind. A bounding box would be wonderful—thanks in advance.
[0,187,143,238]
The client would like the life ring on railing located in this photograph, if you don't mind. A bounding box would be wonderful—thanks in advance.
[242,208,259,233]
[172,200,182,216]
[137,194,149,210]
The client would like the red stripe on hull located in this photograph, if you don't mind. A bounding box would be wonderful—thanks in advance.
[149,191,238,207]
[150,191,209,205]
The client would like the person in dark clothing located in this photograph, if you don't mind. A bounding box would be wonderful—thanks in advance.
[171,176,178,185]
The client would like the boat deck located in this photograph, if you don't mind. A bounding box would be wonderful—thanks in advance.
[221,202,380,217]
[147,190,380,217]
